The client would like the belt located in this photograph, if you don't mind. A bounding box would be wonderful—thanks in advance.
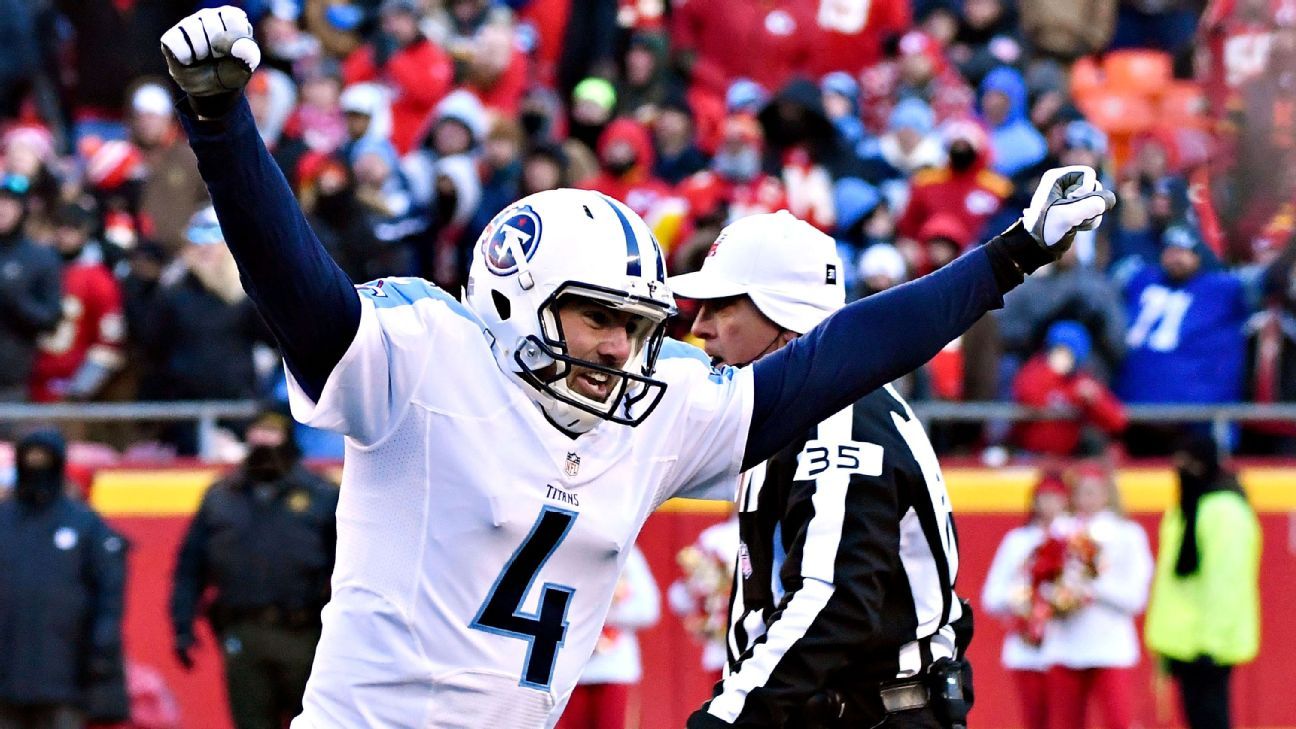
[879,680,931,713]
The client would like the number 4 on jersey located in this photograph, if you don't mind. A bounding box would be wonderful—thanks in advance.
[470,506,578,690]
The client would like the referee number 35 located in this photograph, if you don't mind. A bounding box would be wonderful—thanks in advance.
[793,439,885,481]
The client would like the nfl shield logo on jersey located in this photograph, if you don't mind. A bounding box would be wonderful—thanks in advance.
[565,452,581,477]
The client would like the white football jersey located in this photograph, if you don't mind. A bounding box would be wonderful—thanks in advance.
[285,278,752,729]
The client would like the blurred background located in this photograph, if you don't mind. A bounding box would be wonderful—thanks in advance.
[0,0,1295,726]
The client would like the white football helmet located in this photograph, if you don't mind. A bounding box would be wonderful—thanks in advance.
[463,188,677,433]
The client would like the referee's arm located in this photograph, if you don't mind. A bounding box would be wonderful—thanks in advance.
[688,463,901,727]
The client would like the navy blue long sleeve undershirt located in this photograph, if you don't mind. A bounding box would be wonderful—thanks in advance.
[179,97,359,403]
[180,96,1017,463]
[742,247,1008,469]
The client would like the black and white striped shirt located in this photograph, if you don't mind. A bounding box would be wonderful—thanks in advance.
[690,384,963,727]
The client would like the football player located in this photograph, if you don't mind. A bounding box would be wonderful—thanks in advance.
[159,8,1114,728]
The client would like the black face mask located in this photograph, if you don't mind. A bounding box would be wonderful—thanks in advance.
[569,120,606,152]
[435,187,459,223]
[244,444,296,482]
[15,431,67,508]
[16,465,62,506]
[948,146,978,171]
[520,111,548,138]
[604,156,637,177]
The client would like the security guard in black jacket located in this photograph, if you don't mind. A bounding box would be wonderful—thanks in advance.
[170,410,338,729]
[0,430,128,729]
[672,213,973,729]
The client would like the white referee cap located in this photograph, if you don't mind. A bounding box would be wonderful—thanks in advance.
[668,210,845,334]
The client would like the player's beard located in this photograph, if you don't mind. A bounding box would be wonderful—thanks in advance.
[189,246,247,305]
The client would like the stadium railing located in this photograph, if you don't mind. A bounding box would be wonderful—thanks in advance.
[3,401,1296,458]
[910,402,1296,448]
[0,401,260,458]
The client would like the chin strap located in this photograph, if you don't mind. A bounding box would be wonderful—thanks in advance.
[718,329,791,369]
[503,364,603,435]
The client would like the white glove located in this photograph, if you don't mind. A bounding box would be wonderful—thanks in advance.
[1022,165,1117,252]
[160,6,261,97]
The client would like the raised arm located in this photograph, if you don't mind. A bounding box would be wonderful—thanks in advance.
[162,7,359,401]
[744,241,1011,468]
[744,167,1116,469]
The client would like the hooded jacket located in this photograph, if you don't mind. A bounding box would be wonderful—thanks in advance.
[757,78,852,177]
[980,67,1048,178]
[0,431,127,707]
[896,122,1011,248]
[341,35,454,155]
[578,119,673,218]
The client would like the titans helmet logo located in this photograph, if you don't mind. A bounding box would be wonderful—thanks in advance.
[483,205,543,276]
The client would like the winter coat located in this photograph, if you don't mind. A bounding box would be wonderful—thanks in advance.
[142,272,269,401]
[0,232,63,390]
[1145,490,1260,665]
[342,37,454,155]
[997,263,1128,383]
[1013,354,1128,456]
[980,67,1049,179]
[1116,267,1249,404]
[0,496,127,707]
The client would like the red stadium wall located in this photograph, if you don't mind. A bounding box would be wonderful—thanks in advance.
[91,465,1296,729]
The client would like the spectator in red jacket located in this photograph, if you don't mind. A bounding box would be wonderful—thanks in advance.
[912,211,973,276]
[678,115,787,225]
[897,119,1010,252]
[669,0,814,97]
[578,118,672,220]
[1013,320,1128,458]
[673,114,787,272]
[462,22,528,116]
[341,0,454,154]
[809,0,911,77]
[30,202,125,403]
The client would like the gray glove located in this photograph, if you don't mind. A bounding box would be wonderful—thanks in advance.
[160,6,261,98]
[1022,165,1117,252]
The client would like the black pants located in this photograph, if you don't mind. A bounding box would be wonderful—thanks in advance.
[1168,658,1233,729]
[220,622,322,729]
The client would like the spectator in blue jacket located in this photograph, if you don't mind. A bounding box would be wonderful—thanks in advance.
[820,71,867,152]
[1117,224,1250,454]
[980,66,1047,178]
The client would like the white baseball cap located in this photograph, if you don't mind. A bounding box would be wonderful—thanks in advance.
[669,210,845,333]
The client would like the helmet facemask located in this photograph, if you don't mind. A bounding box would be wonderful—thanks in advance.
[516,282,673,430]
[464,189,678,434]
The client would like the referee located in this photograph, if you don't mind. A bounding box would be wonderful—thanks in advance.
[671,211,972,729]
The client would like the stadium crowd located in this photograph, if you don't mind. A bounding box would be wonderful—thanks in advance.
[0,0,1295,460]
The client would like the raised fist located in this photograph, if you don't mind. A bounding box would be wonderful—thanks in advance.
[1023,166,1117,252]
[160,6,261,98]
